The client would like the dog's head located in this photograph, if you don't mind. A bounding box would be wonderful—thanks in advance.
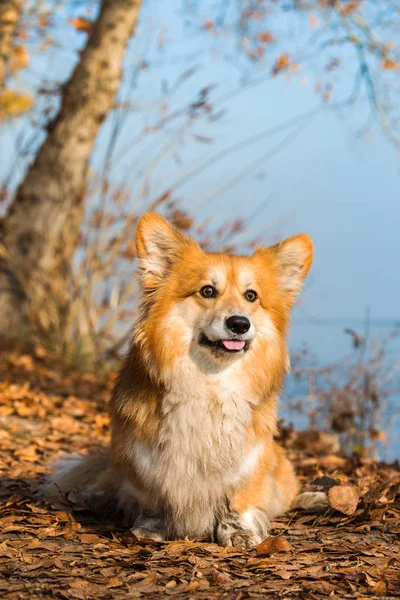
[134,213,313,380]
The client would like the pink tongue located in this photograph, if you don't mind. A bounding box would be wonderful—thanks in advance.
[222,340,246,351]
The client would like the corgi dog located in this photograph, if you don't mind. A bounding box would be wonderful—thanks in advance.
[42,213,326,549]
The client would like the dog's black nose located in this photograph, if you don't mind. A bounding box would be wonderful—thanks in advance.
[225,315,250,335]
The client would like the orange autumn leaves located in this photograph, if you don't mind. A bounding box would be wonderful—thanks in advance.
[0,89,33,120]
[271,53,291,76]
[10,44,29,71]
[0,44,32,120]
[67,17,93,34]
[382,58,398,70]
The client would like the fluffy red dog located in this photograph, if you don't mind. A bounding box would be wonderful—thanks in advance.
[42,213,325,548]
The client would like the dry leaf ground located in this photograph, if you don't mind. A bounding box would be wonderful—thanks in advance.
[0,348,399,599]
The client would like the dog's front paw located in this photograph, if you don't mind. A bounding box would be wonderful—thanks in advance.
[131,511,166,541]
[216,509,266,550]
[217,524,261,550]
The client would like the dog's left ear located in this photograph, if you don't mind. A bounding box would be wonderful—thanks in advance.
[136,213,195,289]
[255,234,314,305]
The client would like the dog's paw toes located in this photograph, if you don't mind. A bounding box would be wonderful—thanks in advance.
[230,530,260,550]
[217,526,260,550]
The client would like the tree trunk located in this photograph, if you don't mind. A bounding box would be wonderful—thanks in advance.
[0,0,143,336]
[0,0,23,91]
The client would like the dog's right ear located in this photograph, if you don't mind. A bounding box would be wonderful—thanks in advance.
[136,213,194,289]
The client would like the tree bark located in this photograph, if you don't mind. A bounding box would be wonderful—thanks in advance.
[0,0,23,91]
[0,0,143,335]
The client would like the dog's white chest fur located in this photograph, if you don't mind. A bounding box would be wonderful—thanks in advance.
[130,359,260,538]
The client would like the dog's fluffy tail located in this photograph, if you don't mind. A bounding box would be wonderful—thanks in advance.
[39,450,140,524]
[39,450,115,508]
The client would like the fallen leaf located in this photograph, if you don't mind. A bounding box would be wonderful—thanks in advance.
[211,569,232,585]
[256,537,293,556]
[80,533,102,544]
[106,578,124,588]
[328,485,360,515]
[276,570,292,579]
[184,581,201,591]
[373,580,387,596]
[364,572,377,587]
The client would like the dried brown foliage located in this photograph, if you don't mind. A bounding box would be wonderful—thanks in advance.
[0,349,399,599]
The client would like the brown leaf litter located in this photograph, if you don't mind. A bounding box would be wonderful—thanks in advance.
[0,348,399,599]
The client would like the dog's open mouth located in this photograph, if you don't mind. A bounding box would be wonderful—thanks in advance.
[199,333,249,353]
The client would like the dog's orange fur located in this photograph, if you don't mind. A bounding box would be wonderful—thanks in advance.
[43,212,319,548]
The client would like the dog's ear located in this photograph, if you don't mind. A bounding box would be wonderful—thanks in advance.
[136,213,195,289]
[255,234,313,306]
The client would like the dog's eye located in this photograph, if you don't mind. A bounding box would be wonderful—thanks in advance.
[200,285,217,299]
[244,289,258,302]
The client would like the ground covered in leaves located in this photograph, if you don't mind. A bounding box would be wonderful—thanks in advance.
[0,348,399,599]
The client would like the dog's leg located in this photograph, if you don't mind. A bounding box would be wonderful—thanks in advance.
[131,509,167,541]
[216,505,270,550]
